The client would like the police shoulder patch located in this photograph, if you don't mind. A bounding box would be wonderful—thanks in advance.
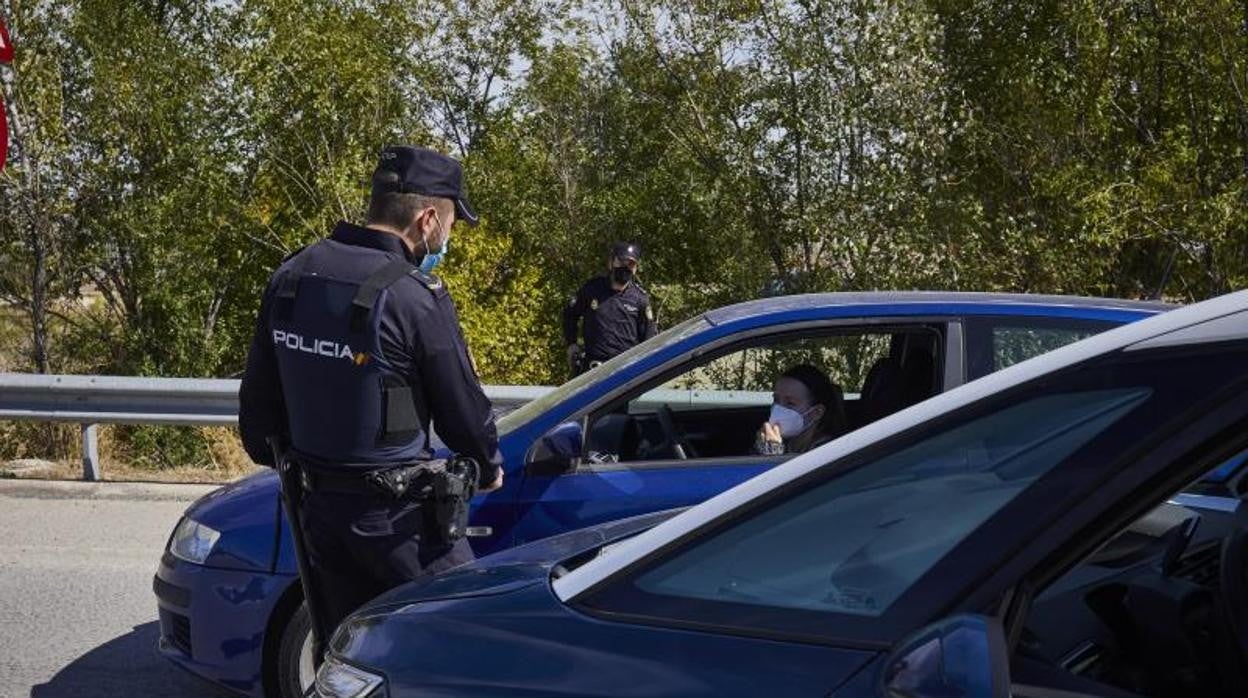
[408,269,444,292]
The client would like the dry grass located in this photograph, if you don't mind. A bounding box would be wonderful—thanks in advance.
[1,423,264,484]
[1,458,263,484]
[201,426,260,474]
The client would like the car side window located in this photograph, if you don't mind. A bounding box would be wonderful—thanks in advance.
[582,326,942,465]
[965,317,1118,380]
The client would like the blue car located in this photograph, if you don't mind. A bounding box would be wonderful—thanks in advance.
[317,289,1248,698]
[155,292,1175,696]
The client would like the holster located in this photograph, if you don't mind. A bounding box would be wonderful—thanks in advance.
[432,456,479,544]
[365,456,479,545]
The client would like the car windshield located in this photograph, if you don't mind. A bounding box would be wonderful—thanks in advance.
[497,316,712,435]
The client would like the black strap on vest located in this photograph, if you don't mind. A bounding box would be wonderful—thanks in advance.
[349,258,418,332]
[350,259,425,444]
[275,252,309,321]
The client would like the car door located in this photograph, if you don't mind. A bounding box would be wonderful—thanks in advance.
[554,309,1248,696]
[509,320,950,545]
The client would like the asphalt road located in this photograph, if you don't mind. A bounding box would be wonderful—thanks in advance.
[0,480,235,698]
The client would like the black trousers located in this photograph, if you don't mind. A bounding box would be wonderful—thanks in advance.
[298,488,475,635]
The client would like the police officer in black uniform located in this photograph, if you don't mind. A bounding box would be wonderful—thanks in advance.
[238,146,503,650]
[563,241,657,375]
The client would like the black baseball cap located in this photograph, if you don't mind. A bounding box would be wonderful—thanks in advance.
[610,241,641,261]
[372,146,479,227]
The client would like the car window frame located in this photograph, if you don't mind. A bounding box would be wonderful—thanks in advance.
[570,319,952,473]
[570,342,1248,649]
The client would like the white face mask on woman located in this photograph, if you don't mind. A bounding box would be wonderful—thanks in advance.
[768,403,813,438]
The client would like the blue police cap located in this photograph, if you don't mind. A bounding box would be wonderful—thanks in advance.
[372,146,479,227]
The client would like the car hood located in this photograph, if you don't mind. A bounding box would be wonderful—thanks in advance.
[331,504,879,697]
[186,467,279,518]
[353,508,682,616]
[181,468,280,571]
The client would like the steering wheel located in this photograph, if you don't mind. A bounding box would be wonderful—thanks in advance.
[656,405,699,460]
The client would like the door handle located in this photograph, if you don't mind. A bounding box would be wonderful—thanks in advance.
[466,526,493,537]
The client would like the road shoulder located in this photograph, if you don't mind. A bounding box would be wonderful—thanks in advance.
[0,478,218,502]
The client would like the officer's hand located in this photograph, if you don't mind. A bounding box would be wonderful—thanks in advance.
[480,468,504,493]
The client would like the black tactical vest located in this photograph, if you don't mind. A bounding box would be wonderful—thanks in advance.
[270,248,426,464]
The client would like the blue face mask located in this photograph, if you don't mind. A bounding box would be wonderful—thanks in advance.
[419,213,450,273]
[419,237,448,273]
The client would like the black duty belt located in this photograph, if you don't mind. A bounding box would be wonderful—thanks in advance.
[297,456,480,544]
[300,463,434,497]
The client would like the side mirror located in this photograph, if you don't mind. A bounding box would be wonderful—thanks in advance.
[879,614,1010,698]
[526,421,583,476]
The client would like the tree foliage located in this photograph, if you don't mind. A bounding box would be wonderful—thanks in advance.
[1,0,1245,393]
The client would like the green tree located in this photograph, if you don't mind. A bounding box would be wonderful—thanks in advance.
[930,0,1248,300]
[0,1,78,373]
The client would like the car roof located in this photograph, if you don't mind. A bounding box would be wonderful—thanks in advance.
[554,289,1248,602]
[704,291,1173,325]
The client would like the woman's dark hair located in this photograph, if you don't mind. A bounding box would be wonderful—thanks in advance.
[781,364,848,437]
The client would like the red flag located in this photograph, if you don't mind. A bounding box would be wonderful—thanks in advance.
[0,19,12,63]
[0,17,11,171]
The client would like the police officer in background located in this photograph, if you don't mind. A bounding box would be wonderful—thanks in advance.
[563,241,657,375]
[238,146,503,651]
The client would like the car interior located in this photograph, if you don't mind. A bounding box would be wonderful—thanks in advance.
[1014,453,1248,698]
[579,326,944,464]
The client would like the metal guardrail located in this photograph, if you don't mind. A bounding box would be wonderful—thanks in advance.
[0,373,553,480]
[0,373,831,481]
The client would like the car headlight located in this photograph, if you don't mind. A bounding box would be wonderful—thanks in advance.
[315,656,385,698]
[168,517,221,565]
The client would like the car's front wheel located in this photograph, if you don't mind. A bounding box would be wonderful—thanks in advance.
[276,602,316,698]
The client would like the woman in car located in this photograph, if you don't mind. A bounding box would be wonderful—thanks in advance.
[755,364,849,455]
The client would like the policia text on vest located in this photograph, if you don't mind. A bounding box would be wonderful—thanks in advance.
[270,329,363,363]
